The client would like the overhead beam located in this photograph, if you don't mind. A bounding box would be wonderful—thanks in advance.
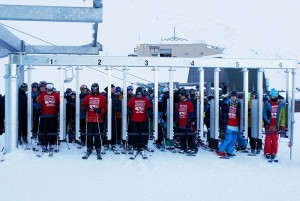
[0,48,10,58]
[0,24,23,52]
[24,43,102,55]
[10,55,299,69]
[0,5,103,22]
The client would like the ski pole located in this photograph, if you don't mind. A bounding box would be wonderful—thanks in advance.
[96,112,104,153]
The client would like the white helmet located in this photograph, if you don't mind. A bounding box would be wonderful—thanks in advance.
[45,83,54,94]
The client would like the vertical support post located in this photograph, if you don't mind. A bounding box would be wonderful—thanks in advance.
[285,69,292,139]
[27,65,33,140]
[75,66,80,141]
[59,66,65,141]
[152,67,159,140]
[290,69,296,160]
[106,66,112,140]
[5,55,19,153]
[213,68,220,140]
[242,68,249,138]
[168,67,175,139]
[198,67,205,140]
[257,69,264,140]
[122,66,128,141]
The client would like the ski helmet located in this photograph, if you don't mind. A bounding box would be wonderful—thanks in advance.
[115,86,122,93]
[31,82,38,89]
[66,88,72,94]
[180,89,189,98]
[91,83,99,95]
[135,87,144,96]
[80,84,87,91]
[39,81,47,88]
[230,90,238,97]
[269,88,278,98]
[20,83,28,92]
[45,83,54,94]
[127,86,134,91]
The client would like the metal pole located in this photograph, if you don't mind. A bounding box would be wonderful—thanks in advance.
[285,69,292,139]
[213,68,220,140]
[152,66,158,140]
[5,56,19,153]
[257,69,264,140]
[106,66,112,140]
[122,66,128,141]
[199,67,205,140]
[59,66,65,141]
[290,69,296,160]
[75,66,80,141]
[242,68,249,138]
[27,65,33,140]
[168,67,175,139]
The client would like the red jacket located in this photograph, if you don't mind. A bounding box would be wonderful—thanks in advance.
[127,96,152,122]
[37,91,60,117]
[176,100,194,127]
[82,93,107,123]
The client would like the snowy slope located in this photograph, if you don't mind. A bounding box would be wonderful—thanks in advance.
[0,113,299,201]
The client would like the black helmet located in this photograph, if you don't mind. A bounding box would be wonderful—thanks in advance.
[180,89,189,98]
[66,88,72,94]
[39,81,47,88]
[136,87,144,96]
[91,83,99,95]
[230,90,237,97]
[20,83,28,92]
[31,82,38,88]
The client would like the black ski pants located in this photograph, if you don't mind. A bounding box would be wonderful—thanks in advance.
[86,122,105,149]
[39,117,58,146]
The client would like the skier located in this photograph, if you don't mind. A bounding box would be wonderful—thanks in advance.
[113,86,123,149]
[18,83,28,144]
[32,81,47,134]
[127,86,152,158]
[79,84,89,146]
[81,83,107,159]
[36,83,60,154]
[262,88,286,159]
[31,82,39,133]
[216,90,241,157]
[127,86,134,101]
[175,89,197,154]
[65,88,76,143]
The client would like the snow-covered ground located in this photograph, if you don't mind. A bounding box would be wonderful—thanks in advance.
[0,113,299,201]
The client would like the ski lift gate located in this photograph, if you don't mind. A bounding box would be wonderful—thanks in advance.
[4,54,298,159]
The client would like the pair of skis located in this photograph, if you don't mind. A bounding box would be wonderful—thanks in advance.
[82,152,102,160]
[129,151,148,160]
[36,149,54,157]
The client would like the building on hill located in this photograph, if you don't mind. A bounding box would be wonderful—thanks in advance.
[130,37,266,94]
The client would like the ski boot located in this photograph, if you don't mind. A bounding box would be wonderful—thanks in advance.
[96,149,102,160]
[82,148,92,159]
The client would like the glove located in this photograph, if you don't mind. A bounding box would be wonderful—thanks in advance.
[264,125,269,130]
[186,119,191,128]
[94,108,101,114]
[127,109,131,117]
[280,126,285,131]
